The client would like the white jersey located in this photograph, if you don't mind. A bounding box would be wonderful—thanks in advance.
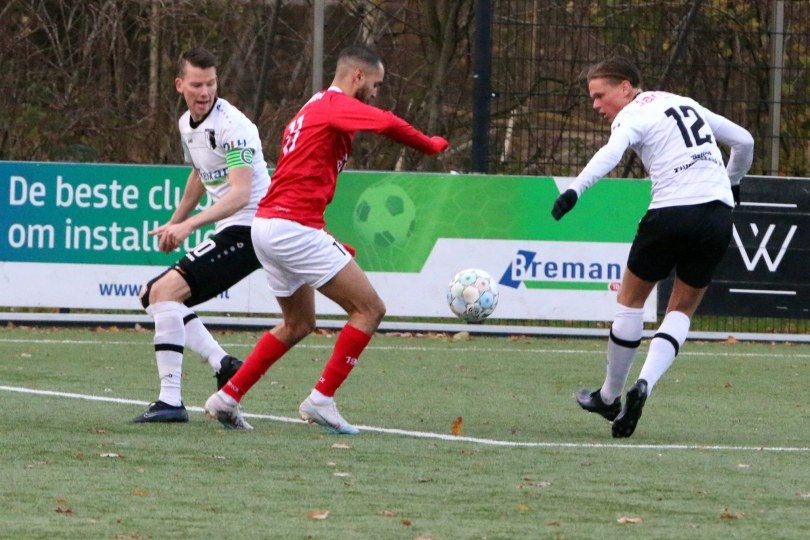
[570,91,754,209]
[178,97,271,231]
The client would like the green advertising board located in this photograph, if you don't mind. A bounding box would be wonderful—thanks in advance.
[0,161,653,321]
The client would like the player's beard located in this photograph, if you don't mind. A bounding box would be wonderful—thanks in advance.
[355,88,369,103]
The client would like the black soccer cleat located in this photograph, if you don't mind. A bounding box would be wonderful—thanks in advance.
[575,387,622,422]
[215,355,244,390]
[132,400,189,423]
[612,379,648,438]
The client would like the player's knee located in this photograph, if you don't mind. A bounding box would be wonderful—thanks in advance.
[371,299,386,325]
[286,316,316,341]
[356,298,385,330]
[140,269,174,310]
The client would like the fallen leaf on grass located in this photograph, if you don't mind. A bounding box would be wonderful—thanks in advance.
[725,335,739,343]
[401,518,412,526]
[797,492,810,499]
[377,510,397,517]
[519,479,552,489]
[507,335,532,342]
[131,490,149,497]
[720,509,744,520]
[451,331,471,342]
[617,516,643,524]
[55,506,73,514]
[313,329,336,337]
[451,416,463,436]
[331,443,352,449]
[307,510,330,520]
[333,472,351,477]
[724,381,733,388]
[517,504,530,512]
[99,453,122,458]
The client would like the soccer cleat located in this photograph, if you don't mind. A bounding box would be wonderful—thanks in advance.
[215,355,244,390]
[299,397,359,435]
[204,392,253,431]
[612,379,649,438]
[575,387,622,421]
[132,400,189,423]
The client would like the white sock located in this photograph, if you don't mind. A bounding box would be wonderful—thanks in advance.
[216,390,238,407]
[309,389,333,405]
[638,311,690,394]
[176,304,228,372]
[601,304,644,403]
[148,301,185,407]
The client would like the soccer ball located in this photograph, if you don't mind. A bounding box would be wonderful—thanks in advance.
[447,268,499,323]
[353,183,416,248]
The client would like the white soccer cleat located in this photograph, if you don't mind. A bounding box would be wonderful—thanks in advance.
[204,392,253,431]
[299,396,359,435]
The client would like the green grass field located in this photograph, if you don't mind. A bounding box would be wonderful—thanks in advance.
[2,325,810,539]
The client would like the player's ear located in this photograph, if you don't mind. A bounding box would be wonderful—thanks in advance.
[175,77,184,94]
[622,80,634,95]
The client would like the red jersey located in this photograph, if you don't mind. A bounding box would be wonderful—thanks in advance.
[257,87,439,228]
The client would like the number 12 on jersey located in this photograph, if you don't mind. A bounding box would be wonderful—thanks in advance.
[665,106,713,148]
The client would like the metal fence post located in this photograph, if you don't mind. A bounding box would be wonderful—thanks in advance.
[768,0,785,175]
[472,0,492,173]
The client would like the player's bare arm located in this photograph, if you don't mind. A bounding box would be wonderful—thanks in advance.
[149,168,206,252]
[182,165,253,229]
[150,167,251,252]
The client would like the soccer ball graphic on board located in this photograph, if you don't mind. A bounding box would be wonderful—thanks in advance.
[353,183,416,248]
[447,268,499,323]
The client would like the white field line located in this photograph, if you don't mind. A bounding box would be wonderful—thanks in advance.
[2,337,810,360]
[0,384,808,453]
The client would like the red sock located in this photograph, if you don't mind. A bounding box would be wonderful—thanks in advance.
[223,332,289,401]
[315,324,371,397]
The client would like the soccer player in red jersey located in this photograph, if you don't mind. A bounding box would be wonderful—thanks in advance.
[204,44,449,432]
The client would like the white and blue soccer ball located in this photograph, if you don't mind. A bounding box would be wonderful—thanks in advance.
[447,268,499,323]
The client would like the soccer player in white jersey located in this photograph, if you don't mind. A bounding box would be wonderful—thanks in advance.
[133,47,269,428]
[551,57,754,438]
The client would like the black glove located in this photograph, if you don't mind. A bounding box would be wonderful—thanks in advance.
[551,189,578,220]
[731,184,741,206]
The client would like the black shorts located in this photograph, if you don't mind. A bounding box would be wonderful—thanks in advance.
[627,201,733,288]
[152,225,261,308]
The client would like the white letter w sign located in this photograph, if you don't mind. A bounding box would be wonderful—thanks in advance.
[732,223,797,272]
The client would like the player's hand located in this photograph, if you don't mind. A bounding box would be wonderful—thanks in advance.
[429,136,449,154]
[731,184,741,206]
[551,189,578,220]
[149,221,192,253]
